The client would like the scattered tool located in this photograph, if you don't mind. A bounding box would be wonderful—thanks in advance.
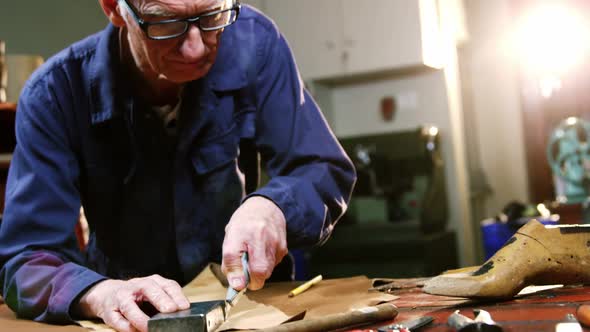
[289,274,322,297]
[148,253,250,332]
[377,315,434,332]
[424,220,590,298]
[447,309,503,331]
[555,314,582,332]
[257,303,398,332]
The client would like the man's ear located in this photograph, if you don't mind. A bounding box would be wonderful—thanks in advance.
[98,0,126,27]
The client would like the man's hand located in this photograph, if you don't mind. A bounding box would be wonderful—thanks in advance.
[75,275,190,332]
[222,196,288,291]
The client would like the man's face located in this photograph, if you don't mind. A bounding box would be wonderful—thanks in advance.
[122,0,228,83]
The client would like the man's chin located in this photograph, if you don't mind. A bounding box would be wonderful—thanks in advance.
[165,70,211,84]
[162,62,213,83]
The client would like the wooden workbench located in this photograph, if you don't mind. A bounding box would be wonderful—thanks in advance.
[385,285,590,331]
[2,282,590,331]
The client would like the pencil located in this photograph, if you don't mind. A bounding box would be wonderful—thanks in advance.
[288,274,323,297]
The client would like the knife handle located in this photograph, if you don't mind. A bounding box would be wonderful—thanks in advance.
[241,252,250,285]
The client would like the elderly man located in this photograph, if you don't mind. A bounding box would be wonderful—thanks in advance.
[0,0,355,331]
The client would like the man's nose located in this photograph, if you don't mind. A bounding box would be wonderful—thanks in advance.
[178,24,208,61]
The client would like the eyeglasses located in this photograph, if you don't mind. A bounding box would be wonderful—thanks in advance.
[118,0,241,40]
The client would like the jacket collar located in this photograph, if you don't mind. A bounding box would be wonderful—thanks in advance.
[89,24,122,125]
[88,24,248,126]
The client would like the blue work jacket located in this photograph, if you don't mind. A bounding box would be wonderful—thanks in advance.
[0,6,355,324]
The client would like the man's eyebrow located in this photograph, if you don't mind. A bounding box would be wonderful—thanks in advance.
[141,1,229,18]
[142,6,175,17]
[203,6,223,14]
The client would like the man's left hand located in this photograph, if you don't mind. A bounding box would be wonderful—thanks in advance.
[221,196,287,291]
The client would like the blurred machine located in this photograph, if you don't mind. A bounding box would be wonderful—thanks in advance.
[547,116,590,222]
[308,126,458,278]
[342,126,448,233]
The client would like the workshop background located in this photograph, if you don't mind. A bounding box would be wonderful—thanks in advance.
[1,0,589,279]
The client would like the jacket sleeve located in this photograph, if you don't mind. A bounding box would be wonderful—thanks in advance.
[247,26,356,248]
[0,83,106,323]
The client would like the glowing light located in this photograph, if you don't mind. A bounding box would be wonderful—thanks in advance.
[566,117,578,126]
[515,3,590,76]
[539,76,562,98]
[428,126,439,136]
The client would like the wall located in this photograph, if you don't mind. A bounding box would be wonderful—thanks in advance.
[463,0,530,218]
[243,0,266,12]
[0,0,108,59]
[328,72,447,137]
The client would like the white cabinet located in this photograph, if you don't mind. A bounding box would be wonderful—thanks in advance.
[263,0,343,79]
[262,0,443,80]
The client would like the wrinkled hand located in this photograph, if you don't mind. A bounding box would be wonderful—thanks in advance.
[75,275,190,332]
[222,196,288,291]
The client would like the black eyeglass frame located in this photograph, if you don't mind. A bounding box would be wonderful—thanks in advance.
[118,0,241,40]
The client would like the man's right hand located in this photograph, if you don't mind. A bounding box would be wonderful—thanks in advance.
[75,275,190,332]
